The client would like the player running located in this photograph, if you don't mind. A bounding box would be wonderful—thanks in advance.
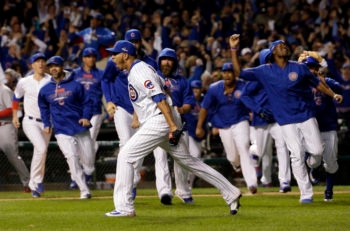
[104,40,241,217]
[12,53,51,197]
[298,53,341,201]
[38,56,93,199]
[230,34,343,203]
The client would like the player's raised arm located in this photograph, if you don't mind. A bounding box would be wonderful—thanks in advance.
[229,34,241,77]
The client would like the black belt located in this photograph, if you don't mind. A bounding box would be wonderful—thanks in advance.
[0,121,11,126]
[28,116,43,122]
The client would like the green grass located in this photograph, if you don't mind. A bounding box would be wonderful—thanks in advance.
[1,186,350,231]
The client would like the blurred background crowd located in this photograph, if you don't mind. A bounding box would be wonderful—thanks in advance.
[1,0,350,79]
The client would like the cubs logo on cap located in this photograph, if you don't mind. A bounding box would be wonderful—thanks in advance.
[30,52,46,64]
[83,47,98,57]
[222,62,234,71]
[269,40,285,52]
[47,56,64,66]
[302,56,320,67]
[125,29,142,41]
[106,40,137,56]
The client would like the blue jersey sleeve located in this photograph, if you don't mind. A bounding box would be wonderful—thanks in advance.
[152,93,167,103]
[239,66,260,81]
[240,81,263,114]
[38,87,51,128]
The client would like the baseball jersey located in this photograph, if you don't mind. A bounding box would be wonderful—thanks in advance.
[313,77,342,132]
[158,70,195,131]
[239,61,320,125]
[101,53,158,114]
[73,66,103,115]
[128,60,166,124]
[240,81,274,126]
[13,74,51,118]
[101,58,134,114]
[201,79,250,128]
[183,93,207,141]
[38,71,93,136]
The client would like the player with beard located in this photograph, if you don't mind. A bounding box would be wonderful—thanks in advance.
[229,34,343,203]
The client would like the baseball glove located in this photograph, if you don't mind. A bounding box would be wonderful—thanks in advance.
[259,108,275,123]
[169,129,183,146]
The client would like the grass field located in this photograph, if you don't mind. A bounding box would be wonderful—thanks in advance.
[1,186,350,231]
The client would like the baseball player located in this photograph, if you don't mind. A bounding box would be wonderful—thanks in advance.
[183,80,207,188]
[230,34,343,203]
[196,62,258,194]
[101,29,158,199]
[154,48,196,204]
[0,79,30,192]
[38,56,93,199]
[299,53,341,201]
[71,47,104,187]
[104,40,241,217]
[12,52,51,197]
[240,49,291,193]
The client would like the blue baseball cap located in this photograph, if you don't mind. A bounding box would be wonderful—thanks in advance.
[125,29,142,41]
[222,62,234,72]
[30,52,46,64]
[82,47,98,57]
[269,40,285,52]
[106,40,136,56]
[92,13,104,21]
[302,56,320,67]
[259,49,271,65]
[190,80,202,88]
[47,56,64,66]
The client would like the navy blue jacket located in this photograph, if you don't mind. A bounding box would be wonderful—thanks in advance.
[38,71,93,136]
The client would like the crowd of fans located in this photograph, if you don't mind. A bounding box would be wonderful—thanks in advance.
[0,0,350,77]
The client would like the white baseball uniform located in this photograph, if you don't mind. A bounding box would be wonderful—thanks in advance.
[252,123,291,186]
[13,74,51,192]
[112,61,241,214]
[0,83,30,187]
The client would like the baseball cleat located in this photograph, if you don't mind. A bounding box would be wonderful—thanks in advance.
[279,182,291,193]
[309,168,321,185]
[105,210,136,217]
[248,186,257,194]
[23,186,31,193]
[160,194,172,205]
[300,198,313,204]
[32,190,40,198]
[324,190,333,202]
[69,180,79,190]
[229,195,241,215]
[37,183,44,193]
[80,193,92,199]
[132,188,137,200]
[177,196,194,204]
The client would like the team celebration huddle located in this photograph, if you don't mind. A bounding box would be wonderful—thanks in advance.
[1,27,347,217]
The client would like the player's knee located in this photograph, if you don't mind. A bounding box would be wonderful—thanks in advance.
[323,162,339,174]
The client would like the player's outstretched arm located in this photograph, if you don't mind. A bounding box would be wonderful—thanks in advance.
[316,81,343,103]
